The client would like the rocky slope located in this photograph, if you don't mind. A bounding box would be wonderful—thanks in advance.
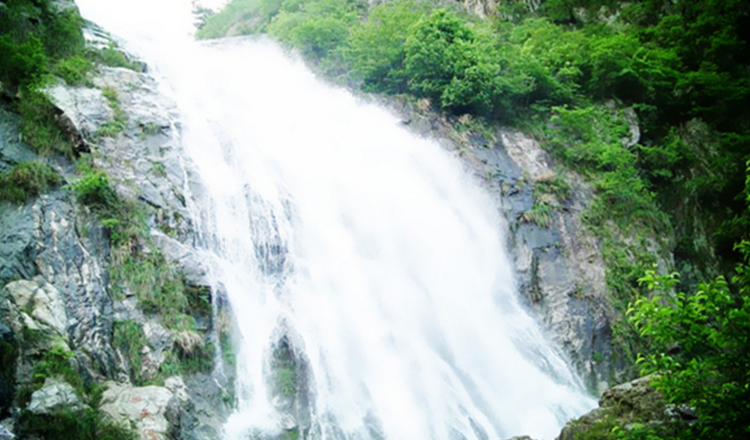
[0,18,233,440]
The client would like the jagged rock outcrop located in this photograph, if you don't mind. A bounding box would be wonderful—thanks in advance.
[26,377,83,414]
[557,375,696,440]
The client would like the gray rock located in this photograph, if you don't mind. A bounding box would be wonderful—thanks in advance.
[33,193,117,379]
[0,203,37,284]
[99,381,174,440]
[5,277,67,337]
[27,377,83,414]
[0,107,36,172]
[0,419,14,440]
[556,375,692,440]
[179,374,233,440]
[46,83,109,140]
[45,65,195,241]
[151,232,208,286]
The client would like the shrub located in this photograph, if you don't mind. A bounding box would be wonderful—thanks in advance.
[267,0,362,62]
[343,0,428,93]
[31,344,83,393]
[0,161,61,203]
[87,45,140,71]
[71,168,119,212]
[275,366,296,396]
[403,9,531,117]
[52,55,94,86]
[17,90,76,157]
[627,241,750,440]
[0,34,48,89]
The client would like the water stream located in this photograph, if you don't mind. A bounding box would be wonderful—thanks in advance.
[76,1,596,439]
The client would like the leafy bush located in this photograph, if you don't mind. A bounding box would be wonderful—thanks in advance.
[267,0,362,62]
[52,55,94,86]
[0,161,61,203]
[0,34,48,89]
[0,0,86,87]
[627,241,750,440]
[31,344,83,393]
[275,366,296,396]
[71,168,119,212]
[343,0,428,92]
[87,45,140,71]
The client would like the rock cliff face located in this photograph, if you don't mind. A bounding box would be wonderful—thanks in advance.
[0,19,232,440]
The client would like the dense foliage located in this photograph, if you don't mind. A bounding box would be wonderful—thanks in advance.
[0,0,85,89]
[627,240,750,440]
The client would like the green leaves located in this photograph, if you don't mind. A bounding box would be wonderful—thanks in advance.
[343,0,427,93]
[628,243,750,440]
[267,0,362,62]
[0,161,61,204]
[0,33,47,88]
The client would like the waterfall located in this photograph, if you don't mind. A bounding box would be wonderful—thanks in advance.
[77,1,596,439]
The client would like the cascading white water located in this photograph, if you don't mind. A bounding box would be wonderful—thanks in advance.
[77,1,596,439]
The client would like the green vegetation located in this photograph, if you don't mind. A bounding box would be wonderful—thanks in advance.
[70,162,216,382]
[17,407,136,440]
[271,341,297,397]
[52,55,94,86]
[17,89,77,157]
[113,321,148,384]
[624,242,750,440]
[522,172,571,227]
[31,343,83,393]
[275,366,296,397]
[87,43,141,71]
[71,166,119,212]
[0,0,89,158]
[0,161,61,203]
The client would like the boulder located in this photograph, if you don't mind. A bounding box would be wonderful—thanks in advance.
[26,377,83,414]
[557,376,693,440]
[99,381,175,440]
